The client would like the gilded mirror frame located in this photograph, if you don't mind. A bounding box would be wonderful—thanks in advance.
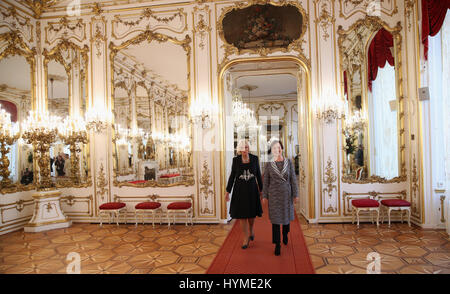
[217,0,309,67]
[109,30,194,188]
[338,16,406,184]
[42,39,92,188]
[0,30,37,194]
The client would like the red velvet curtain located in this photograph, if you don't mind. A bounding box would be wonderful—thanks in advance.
[421,0,450,60]
[0,100,18,122]
[367,28,394,92]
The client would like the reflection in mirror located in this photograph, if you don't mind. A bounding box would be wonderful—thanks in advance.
[225,61,304,173]
[0,54,34,189]
[111,32,193,187]
[367,28,398,179]
[338,18,405,183]
[44,43,90,187]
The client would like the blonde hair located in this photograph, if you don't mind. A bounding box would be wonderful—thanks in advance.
[236,139,249,155]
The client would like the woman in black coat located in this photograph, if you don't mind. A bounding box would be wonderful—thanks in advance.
[225,140,263,249]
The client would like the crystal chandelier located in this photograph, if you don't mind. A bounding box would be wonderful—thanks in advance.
[232,87,258,132]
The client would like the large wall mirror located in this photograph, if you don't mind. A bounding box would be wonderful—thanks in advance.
[110,31,194,187]
[0,31,36,193]
[338,17,406,183]
[43,40,91,187]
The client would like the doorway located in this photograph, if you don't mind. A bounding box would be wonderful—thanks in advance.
[218,56,314,221]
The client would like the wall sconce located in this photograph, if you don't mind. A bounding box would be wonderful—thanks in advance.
[189,96,213,129]
[345,110,367,133]
[85,108,112,133]
[313,92,346,124]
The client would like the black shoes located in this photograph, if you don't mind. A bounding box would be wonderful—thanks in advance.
[283,234,288,245]
[274,243,281,256]
[249,234,254,241]
[242,238,250,249]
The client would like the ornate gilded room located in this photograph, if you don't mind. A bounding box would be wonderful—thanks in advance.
[0,0,449,275]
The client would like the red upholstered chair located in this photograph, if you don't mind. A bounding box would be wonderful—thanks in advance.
[380,198,411,228]
[166,196,193,228]
[98,202,127,226]
[351,198,380,228]
[134,201,162,228]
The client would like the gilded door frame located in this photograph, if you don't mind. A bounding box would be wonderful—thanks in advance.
[218,55,315,219]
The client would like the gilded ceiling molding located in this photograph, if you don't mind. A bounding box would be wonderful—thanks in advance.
[217,0,309,70]
[45,16,86,46]
[200,160,214,215]
[91,2,103,15]
[339,0,398,19]
[0,5,34,42]
[22,0,57,19]
[315,0,335,42]
[114,8,183,27]
[112,7,187,40]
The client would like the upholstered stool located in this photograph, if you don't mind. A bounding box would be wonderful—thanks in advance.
[134,201,162,228]
[99,202,127,226]
[351,199,380,228]
[380,199,411,228]
[166,201,193,228]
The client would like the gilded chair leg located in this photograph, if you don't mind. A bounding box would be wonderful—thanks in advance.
[356,209,360,228]
[388,209,392,228]
[376,209,380,227]
[352,208,355,224]
[401,210,404,223]
[152,211,155,228]
[407,208,411,227]
[135,211,138,227]
[167,211,171,228]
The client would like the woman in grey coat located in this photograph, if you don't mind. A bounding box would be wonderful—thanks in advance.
[262,140,298,256]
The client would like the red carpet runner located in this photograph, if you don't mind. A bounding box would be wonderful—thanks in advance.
[207,202,315,274]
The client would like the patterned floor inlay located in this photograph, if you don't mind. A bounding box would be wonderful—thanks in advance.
[0,223,232,274]
[0,216,448,274]
[298,215,450,274]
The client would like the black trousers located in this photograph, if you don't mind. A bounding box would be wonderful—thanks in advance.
[272,223,290,244]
